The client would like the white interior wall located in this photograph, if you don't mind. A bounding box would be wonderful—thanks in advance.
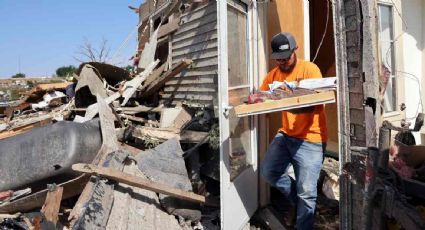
[401,0,424,144]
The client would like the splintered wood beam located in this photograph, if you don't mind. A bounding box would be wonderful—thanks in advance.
[138,62,167,91]
[140,59,192,98]
[119,114,148,123]
[132,126,208,143]
[116,105,164,114]
[72,163,206,204]
[0,117,52,140]
[0,175,88,214]
[41,186,64,226]
[158,19,180,38]
[68,151,128,229]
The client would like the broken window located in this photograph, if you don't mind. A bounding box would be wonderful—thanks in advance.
[378,3,397,113]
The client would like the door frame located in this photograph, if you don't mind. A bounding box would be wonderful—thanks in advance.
[218,0,260,229]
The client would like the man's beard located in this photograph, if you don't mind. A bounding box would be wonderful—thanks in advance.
[279,58,297,73]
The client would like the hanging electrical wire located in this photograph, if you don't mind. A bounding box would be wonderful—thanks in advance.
[380,1,423,122]
[312,0,330,63]
[389,0,408,30]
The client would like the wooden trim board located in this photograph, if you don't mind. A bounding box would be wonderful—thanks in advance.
[234,90,335,117]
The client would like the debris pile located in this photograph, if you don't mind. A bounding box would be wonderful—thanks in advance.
[0,1,221,228]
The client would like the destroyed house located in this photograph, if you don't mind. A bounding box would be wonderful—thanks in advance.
[137,0,220,108]
[1,0,425,229]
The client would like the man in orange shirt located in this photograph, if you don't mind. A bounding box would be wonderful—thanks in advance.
[260,32,327,230]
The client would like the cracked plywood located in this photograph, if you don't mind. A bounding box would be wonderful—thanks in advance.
[106,162,182,230]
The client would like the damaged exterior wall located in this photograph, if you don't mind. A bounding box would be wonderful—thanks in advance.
[334,0,381,229]
[163,2,218,108]
[137,1,218,109]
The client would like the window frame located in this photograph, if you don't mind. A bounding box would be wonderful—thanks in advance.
[378,2,398,113]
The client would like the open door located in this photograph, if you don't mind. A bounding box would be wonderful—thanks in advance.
[218,0,259,229]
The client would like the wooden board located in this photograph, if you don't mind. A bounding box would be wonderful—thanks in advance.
[0,175,88,214]
[72,163,206,204]
[234,90,336,117]
[105,162,182,230]
[0,117,52,140]
[132,126,208,143]
[41,186,63,225]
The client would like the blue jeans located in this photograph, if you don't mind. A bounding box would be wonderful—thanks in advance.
[260,133,325,230]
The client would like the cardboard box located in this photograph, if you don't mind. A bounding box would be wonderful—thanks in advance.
[234,90,336,117]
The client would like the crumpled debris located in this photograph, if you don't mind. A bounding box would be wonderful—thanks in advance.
[0,188,31,205]
[0,124,7,132]
[31,91,66,110]
[0,190,13,201]
[137,138,201,222]
[322,173,339,201]
[389,145,415,179]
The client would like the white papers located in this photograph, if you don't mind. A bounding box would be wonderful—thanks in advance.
[268,81,284,92]
[298,77,337,90]
[268,80,297,92]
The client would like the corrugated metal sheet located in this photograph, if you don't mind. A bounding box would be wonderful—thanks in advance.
[161,2,218,108]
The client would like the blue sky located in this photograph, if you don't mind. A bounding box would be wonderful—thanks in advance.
[0,0,143,78]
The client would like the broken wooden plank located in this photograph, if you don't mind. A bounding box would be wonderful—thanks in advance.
[34,82,72,91]
[158,19,180,38]
[140,59,193,98]
[97,94,119,155]
[139,27,160,70]
[0,117,52,140]
[138,62,167,91]
[105,162,182,230]
[76,91,121,122]
[0,175,88,214]
[76,60,158,122]
[119,114,149,124]
[116,105,164,114]
[4,102,30,122]
[0,213,21,219]
[132,126,208,143]
[72,163,206,204]
[41,185,63,226]
[70,151,128,230]
[121,60,160,105]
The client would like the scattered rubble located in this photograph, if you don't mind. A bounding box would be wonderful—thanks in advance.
[0,1,220,229]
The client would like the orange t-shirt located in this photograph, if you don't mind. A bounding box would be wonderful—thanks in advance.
[260,59,327,143]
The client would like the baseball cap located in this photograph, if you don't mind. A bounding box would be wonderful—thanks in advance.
[270,32,297,59]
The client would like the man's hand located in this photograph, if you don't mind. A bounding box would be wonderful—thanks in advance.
[287,106,315,114]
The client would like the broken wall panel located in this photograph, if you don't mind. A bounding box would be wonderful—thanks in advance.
[138,0,170,23]
[162,2,218,109]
